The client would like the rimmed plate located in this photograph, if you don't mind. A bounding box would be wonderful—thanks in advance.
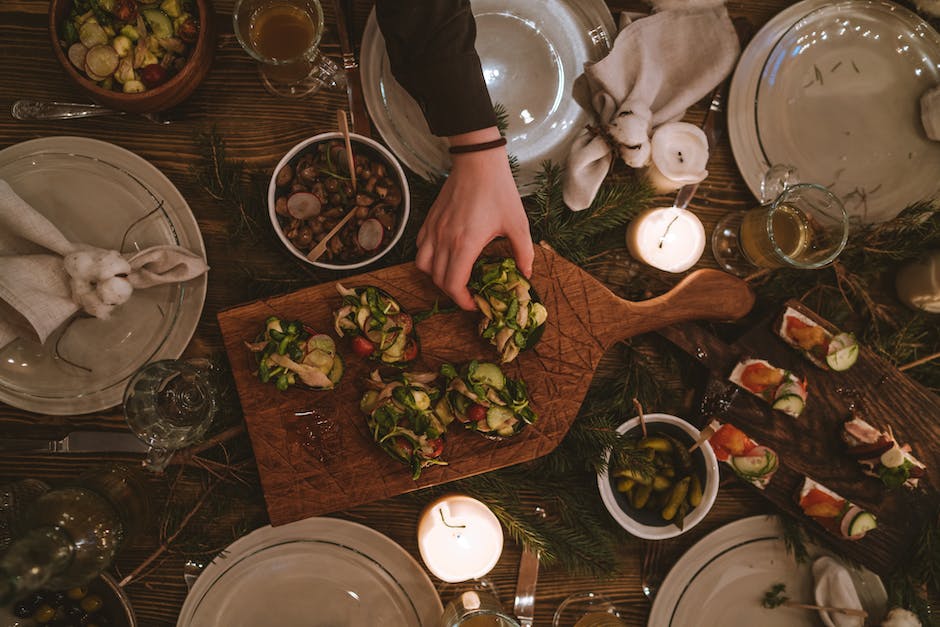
[177,517,443,627]
[360,0,615,192]
[648,515,887,626]
[0,136,207,415]
[728,0,940,223]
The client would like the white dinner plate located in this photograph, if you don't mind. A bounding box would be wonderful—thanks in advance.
[360,0,615,192]
[648,515,887,626]
[177,517,443,627]
[0,137,207,415]
[728,0,940,223]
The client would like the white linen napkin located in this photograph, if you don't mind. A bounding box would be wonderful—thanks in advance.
[0,179,208,350]
[812,556,865,627]
[563,0,739,210]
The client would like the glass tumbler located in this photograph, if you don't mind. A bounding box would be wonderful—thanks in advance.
[711,164,849,276]
[233,0,345,97]
[123,359,218,472]
[553,593,626,627]
[439,580,520,627]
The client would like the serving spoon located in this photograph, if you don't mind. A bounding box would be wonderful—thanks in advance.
[11,99,180,124]
[306,110,358,262]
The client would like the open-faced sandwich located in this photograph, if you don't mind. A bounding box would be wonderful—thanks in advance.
[728,358,807,418]
[842,416,926,489]
[776,306,859,371]
[707,421,779,489]
[360,370,451,479]
[468,257,548,363]
[435,361,537,438]
[333,283,418,365]
[245,316,344,391]
[798,476,877,540]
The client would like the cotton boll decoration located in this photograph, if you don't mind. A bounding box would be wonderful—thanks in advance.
[97,276,134,306]
[607,100,653,168]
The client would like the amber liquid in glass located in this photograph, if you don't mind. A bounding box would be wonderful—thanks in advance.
[739,203,810,268]
[248,3,317,61]
[572,613,627,627]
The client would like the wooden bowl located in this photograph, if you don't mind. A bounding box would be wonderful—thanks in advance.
[48,0,216,113]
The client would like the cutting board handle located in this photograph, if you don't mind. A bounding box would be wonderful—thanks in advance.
[600,269,754,345]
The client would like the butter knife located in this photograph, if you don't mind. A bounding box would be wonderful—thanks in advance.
[513,546,540,627]
[331,0,371,137]
[0,431,148,453]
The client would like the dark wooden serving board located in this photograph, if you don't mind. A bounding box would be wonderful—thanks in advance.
[659,300,940,577]
[217,243,755,525]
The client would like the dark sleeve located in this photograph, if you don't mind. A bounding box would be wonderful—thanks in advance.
[374,0,497,137]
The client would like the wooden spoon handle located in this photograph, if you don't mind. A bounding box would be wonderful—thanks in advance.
[598,269,754,345]
[307,210,358,262]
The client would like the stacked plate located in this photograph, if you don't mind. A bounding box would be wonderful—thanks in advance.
[0,137,207,414]
[360,0,616,192]
[728,0,940,223]
[177,517,442,627]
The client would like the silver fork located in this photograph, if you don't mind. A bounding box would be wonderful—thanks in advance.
[641,541,664,601]
[11,99,179,124]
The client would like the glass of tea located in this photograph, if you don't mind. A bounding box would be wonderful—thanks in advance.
[552,592,626,627]
[233,0,345,97]
[123,359,219,472]
[711,164,849,276]
[439,580,520,627]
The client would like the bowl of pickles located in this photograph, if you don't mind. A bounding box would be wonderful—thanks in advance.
[597,413,719,539]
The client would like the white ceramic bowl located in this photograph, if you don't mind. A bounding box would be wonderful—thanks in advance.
[597,413,719,540]
[267,132,410,270]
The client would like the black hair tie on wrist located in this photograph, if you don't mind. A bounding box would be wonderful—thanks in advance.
[448,137,508,154]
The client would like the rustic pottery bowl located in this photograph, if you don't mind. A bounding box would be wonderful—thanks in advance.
[597,413,719,540]
[48,0,216,113]
[268,132,411,271]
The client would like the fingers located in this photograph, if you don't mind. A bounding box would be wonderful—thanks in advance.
[508,225,535,278]
[443,243,480,311]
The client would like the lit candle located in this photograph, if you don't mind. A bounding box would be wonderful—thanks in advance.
[645,122,709,193]
[896,250,940,313]
[626,207,706,273]
[417,495,503,583]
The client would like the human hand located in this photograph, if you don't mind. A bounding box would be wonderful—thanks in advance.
[415,143,534,310]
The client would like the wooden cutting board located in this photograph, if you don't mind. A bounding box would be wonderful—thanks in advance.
[217,243,755,525]
[659,300,940,577]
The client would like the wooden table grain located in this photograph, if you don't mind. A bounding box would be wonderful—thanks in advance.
[0,1,836,625]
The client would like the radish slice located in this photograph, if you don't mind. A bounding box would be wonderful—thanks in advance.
[79,21,108,48]
[68,43,88,70]
[83,60,109,82]
[357,218,384,251]
[286,192,321,219]
[85,44,119,78]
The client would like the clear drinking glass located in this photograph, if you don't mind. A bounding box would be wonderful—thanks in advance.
[711,164,850,276]
[553,593,626,627]
[123,359,218,472]
[439,580,520,627]
[233,0,345,97]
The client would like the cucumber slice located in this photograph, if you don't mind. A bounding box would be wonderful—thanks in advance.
[471,362,506,390]
[774,380,806,401]
[826,334,859,371]
[302,349,333,371]
[307,334,336,356]
[141,8,174,38]
[847,510,877,538]
[772,394,805,417]
[327,353,344,385]
[486,406,515,431]
[730,451,777,478]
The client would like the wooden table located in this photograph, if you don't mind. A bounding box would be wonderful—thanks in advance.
[0,1,842,625]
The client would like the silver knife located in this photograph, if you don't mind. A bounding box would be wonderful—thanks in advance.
[513,546,540,627]
[0,431,148,453]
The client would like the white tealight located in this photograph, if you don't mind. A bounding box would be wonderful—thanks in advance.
[416,495,503,583]
[646,122,710,193]
[896,250,940,313]
[626,207,706,273]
